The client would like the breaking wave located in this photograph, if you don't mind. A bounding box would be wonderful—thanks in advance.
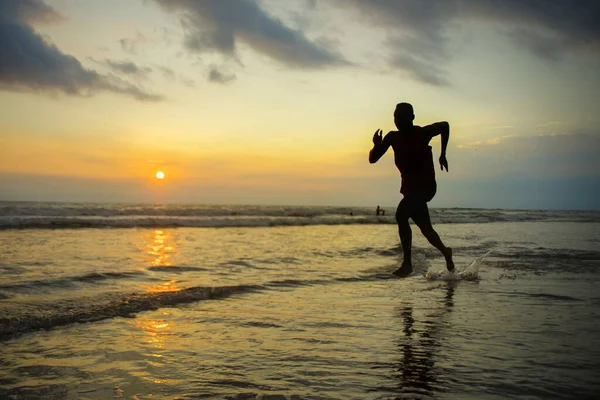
[2,202,600,230]
[0,284,261,339]
[0,271,145,292]
[0,274,388,339]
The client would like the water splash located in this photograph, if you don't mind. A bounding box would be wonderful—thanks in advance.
[425,252,490,281]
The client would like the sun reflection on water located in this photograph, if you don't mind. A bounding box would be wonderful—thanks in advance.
[145,279,181,293]
[141,229,184,293]
[129,313,177,358]
[146,229,175,267]
[125,310,189,388]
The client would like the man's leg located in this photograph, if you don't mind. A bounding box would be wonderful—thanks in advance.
[393,198,413,277]
[411,201,455,272]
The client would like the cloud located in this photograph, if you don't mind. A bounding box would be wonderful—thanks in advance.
[480,1,600,58]
[208,65,236,84]
[118,31,149,55]
[155,65,196,87]
[536,121,561,128]
[0,0,63,25]
[453,132,600,181]
[433,131,600,208]
[0,0,163,101]
[457,134,516,149]
[179,76,196,87]
[0,172,154,203]
[339,0,600,86]
[388,38,450,86]
[459,131,599,151]
[152,0,348,73]
[104,59,152,78]
[119,38,137,55]
[487,126,514,130]
[158,66,176,81]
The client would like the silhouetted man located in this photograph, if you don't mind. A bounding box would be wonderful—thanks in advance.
[369,103,454,277]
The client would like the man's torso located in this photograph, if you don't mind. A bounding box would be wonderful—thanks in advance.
[390,125,436,197]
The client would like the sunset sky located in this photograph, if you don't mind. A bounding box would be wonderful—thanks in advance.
[1,0,599,209]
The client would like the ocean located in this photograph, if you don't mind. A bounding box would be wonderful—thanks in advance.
[1,202,599,399]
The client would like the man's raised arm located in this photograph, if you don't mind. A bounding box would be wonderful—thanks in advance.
[369,129,393,164]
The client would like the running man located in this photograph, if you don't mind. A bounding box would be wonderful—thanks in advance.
[369,103,454,277]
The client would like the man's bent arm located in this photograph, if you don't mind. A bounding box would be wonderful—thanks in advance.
[424,122,450,155]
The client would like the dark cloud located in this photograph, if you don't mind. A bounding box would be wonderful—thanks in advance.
[0,0,62,25]
[0,1,162,101]
[152,0,348,71]
[468,0,600,59]
[208,66,235,84]
[387,34,450,86]
[340,0,600,86]
[455,132,600,183]
[105,59,152,77]
[507,28,569,61]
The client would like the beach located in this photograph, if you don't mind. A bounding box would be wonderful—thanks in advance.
[1,203,599,399]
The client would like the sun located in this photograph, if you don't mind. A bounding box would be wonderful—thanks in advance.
[156,171,165,179]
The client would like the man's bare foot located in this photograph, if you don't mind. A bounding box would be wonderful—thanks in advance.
[444,247,455,272]
[393,262,413,278]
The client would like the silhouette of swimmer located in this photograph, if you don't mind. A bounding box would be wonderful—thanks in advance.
[376,205,385,216]
[369,103,454,277]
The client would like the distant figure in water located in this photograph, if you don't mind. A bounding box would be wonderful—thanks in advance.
[376,205,385,216]
[369,103,454,277]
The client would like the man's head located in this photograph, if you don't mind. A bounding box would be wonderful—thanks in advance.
[394,102,414,129]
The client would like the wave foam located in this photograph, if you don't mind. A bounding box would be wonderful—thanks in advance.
[2,202,599,230]
[0,284,260,339]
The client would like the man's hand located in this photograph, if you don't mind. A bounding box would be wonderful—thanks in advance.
[373,129,383,146]
[439,154,449,172]
[369,129,391,164]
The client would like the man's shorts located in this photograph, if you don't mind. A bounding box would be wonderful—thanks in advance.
[402,182,437,203]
